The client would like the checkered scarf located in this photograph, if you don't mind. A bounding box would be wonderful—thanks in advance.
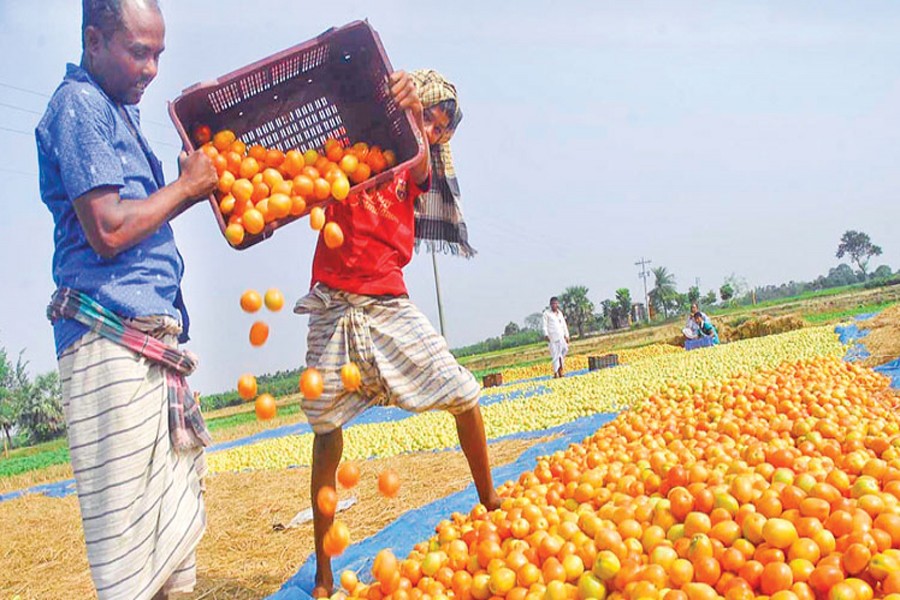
[410,69,476,258]
[47,288,211,450]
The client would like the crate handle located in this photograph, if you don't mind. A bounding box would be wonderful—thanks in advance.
[180,79,220,95]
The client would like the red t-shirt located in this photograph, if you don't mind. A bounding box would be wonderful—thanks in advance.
[311,169,428,296]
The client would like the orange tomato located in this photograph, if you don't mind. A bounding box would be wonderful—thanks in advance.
[266,148,286,169]
[262,167,285,190]
[229,139,246,156]
[323,222,345,249]
[299,367,324,400]
[293,174,315,197]
[242,208,265,235]
[331,176,351,201]
[248,144,267,162]
[282,149,305,177]
[232,178,254,203]
[323,520,350,557]
[240,289,263,313]
[350,162,371,184]
[341,362,362,392]
[313,178,332,201]
[251,181,270,203]
[249,321,269,347]
[264,288,284,311]
[237,373,257,400]
[290,195,307,217]
[213,129,236,151]
[337,462,361,489]
[309,206,326,231]
[379,469,401,498]
[254,393,276,420]
[225,222,244,246]
[268,193,292,220]
[271,180,294,197]
[317,485,338,517]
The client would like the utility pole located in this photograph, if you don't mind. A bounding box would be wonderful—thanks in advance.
[635,257,652,323]
[432,251,447,337]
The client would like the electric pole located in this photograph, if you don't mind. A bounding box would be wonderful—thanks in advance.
[432,251,447,337]
[635,257,652,323]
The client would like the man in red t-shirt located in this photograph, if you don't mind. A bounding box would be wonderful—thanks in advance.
[294,70,499,597]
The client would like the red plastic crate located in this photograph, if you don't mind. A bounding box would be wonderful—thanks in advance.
[167,20,424,250]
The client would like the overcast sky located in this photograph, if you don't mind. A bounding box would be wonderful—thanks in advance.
[0,1,897,393]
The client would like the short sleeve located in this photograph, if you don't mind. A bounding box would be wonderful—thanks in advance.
[45,86,125,201]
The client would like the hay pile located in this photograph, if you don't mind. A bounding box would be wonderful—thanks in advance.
[859,305,900,367]
[720,314,806,342]
[665,314,806,347]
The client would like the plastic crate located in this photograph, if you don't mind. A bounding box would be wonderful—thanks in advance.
[685,337,717,351]
[483,373,503,388]
[167,20,425,250]
[588,354,618,371]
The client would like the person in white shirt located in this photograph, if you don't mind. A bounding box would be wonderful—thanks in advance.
[682,303,709,340]
[542,296,570,378]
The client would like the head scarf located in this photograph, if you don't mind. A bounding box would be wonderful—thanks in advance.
[409,69,476,257]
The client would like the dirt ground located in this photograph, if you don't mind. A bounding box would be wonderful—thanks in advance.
[0,435,554,600]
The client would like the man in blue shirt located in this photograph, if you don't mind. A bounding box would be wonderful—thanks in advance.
[36,1,217,598]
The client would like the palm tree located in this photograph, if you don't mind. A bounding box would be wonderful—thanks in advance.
[650,266,677,319]
[612,288,632,329]
[559,286,595,338]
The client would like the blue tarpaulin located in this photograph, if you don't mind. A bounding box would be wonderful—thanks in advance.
[0,377,553,503]
[267,412,617,600]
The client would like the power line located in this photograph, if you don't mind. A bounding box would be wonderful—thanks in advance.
[0,167,37,178]
[0,117,177,148]
[0,101,42,116]
[0,81,49,98]
[0,125,32,136]
[0,79,175,130]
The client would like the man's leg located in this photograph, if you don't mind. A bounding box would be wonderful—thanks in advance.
[455,405,501,511]
[311,428,344,597]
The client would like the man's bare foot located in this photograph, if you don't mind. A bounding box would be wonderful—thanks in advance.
[312,583,332,598]
[482,491,502,512]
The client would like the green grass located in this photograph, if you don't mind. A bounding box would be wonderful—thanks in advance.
[0,442,70,479]
[205,402,302,431]
[470,357,549,379]
[802,301,897,324]
[708,284,863,317]
[456,340,546,366]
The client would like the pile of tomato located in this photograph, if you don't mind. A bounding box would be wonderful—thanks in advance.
[338,357,900,600]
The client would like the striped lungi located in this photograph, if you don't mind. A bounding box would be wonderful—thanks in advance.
[295,285,480,434]
[59,327,206,599]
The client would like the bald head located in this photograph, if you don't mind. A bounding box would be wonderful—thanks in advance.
[82,0,165,104]
[82,0,161,49]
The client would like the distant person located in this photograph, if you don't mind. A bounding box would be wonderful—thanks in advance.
[683,302,709,340]
[37,1,217,598]
[543,296,570,378]
[693,312,720,345]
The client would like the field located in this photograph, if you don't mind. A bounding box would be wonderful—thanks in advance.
[0,288,899,599]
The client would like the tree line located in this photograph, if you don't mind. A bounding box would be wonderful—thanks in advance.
[466,230,895,350]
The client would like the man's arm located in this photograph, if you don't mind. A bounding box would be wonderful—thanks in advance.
[74,151,216,258]
[389,71,430,186]
[542,311,551,341]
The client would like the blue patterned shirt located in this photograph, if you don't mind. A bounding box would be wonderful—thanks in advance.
[36,63,189,355]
